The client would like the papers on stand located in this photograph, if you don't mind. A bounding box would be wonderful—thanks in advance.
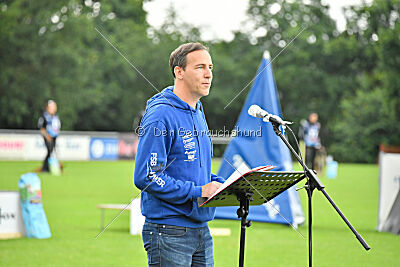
[210,163,251,198]
[200,163,275,206]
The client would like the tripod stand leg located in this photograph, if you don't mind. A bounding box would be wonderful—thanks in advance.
[320,189,371,250]
[307,185,315,267]
[237,195,251,267]
[239,214,247,267]
[272,124,370,252]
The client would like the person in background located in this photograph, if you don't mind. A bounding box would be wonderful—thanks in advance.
[38,100,61,172]
[134,42,224,266]
[132,110,145,157]
[133,110,145,134]
[299,112,321,171]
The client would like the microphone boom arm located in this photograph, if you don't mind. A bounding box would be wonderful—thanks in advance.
[268,120,370,267]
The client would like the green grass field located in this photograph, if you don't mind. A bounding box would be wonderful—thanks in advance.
[0,160,399,266]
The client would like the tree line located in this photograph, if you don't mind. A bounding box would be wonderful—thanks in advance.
[0,0,399,163]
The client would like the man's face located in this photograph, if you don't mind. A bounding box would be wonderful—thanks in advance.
[309,113,318,123]
[180,50,213,98]
[47,102,57,115]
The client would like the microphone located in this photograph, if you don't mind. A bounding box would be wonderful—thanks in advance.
[248,105,292,126]
[248,104,268,118]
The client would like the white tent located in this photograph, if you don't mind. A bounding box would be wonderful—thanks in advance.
[377,145,400,235]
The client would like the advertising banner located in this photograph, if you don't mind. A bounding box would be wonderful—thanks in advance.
[56,135,90,161]
[0,191,26,239]
[118,134,137,160]
[0,134,90,161]
[90,138,118,160]
[0,135,29,160]
[24,135,47,160]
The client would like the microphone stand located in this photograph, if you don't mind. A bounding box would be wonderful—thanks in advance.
[270,121,370,267]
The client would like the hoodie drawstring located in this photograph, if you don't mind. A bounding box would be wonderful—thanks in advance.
[190,110,202,167]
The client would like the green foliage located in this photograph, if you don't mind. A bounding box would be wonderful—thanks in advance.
[244,0,344,149]
[329,0,400,162]
[243,0,400,162]
[331,88,391,162]
[0,0,399,162]
[0,0,153,131]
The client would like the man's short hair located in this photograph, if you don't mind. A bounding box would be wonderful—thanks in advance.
[169,42,209,78]
[47,100,56,106]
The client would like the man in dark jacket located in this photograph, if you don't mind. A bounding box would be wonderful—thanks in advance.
[38,100,61,172]
[299,112,321,170]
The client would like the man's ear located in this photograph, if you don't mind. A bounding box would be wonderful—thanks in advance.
[174,66,184,80]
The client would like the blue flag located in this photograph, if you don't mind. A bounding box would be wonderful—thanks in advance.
[216,52,304,226]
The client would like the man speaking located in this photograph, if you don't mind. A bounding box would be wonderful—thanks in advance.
[134,43,225,266]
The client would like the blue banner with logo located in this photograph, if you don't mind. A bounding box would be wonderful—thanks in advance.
[216,52,304,226]
[90,138,118,160]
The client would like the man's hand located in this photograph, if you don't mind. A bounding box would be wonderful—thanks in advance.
[45,134,52,142]
[41,128,52,142]
[201,181,222,198]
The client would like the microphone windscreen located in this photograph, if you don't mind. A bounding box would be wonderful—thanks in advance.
[248,105,261,117]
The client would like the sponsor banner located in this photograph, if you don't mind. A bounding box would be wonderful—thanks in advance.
[0,191,25,239]
[56,136,90,161]
[118,134,137,160]
[24,135,47,160]
[25,135,90,161]
[90,138,118,160]
[0,135,28,160]
[0,134,90,161]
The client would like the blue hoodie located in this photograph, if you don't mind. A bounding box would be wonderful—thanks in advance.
[134,86,225,228]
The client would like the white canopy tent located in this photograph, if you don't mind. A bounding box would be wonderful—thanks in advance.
[377,145,400,235]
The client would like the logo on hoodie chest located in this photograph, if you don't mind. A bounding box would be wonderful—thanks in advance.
[182,132,197,162]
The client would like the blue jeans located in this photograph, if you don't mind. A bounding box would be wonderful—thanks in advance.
[142,222,214,267]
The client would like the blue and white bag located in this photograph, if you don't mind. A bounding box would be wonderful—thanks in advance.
[18,173,51,239]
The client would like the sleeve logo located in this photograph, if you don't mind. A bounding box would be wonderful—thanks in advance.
[148,153,165,187]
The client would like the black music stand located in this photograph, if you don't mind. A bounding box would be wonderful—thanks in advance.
[268,122,370,267]
[199,170,307,267]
